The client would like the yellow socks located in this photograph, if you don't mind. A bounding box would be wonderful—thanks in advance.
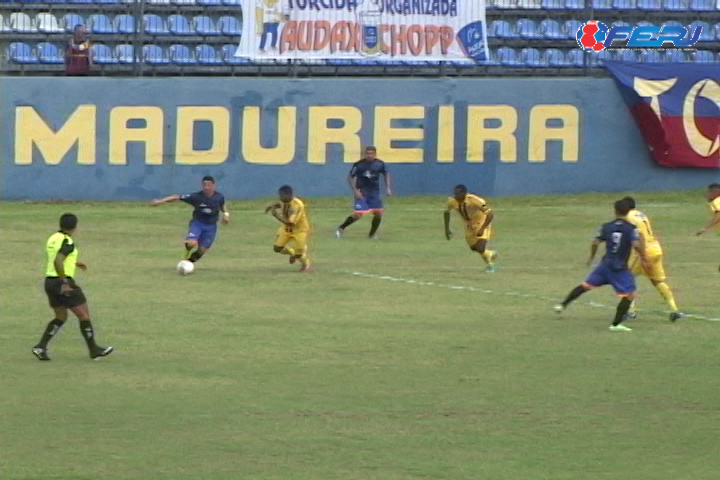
[281,247,296,256]
[480,250,496,266]
[655,282,678,312]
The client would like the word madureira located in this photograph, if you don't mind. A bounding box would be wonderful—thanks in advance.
[14,104,580,165]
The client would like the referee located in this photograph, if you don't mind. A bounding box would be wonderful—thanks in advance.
[32,213,113,361]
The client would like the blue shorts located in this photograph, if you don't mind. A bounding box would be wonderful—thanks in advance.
[186,220,217,248]
[583,264,636,296]
[354,192,383,213]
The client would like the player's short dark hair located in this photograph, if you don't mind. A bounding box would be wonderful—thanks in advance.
[365,146,377,152]
[278,185,293,195]
[202,176,216,184]
[454,184,468,194]
[621,196,636,209]
[59,213,78,231]
[709,183,720,190]
[614,199,632,216]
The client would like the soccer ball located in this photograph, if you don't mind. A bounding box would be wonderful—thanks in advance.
[177,260,194,275]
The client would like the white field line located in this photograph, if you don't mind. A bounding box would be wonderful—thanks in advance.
[333,269,720,323]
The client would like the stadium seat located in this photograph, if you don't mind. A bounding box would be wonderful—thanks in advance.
[92,43,117,64]
[172,0,196,4]
[689,21,713,42]
[46,0,68,3]
[194,16,219,36]
[37,42,63,64]
[563,20,583,40]
[9,42,36,63]
[10,13,35,33]
[690,0,716,10]
[168,15,193,35]
[36,13,62,33]
[494,0,518,6]
[566,49,585,67]
[67,0,94,4]
[541,0,565,8]
[62,14,84,33]
[148,0,171,4]
[221,44,249,64]
[539,19,563,39]
[641,50,663,62]
[115,15,136,34]
[516,19,541,39]
[497,47,520,66]
[95,0,120,4]
[169,44,195,64]
[564,0,584,8]
[617,50,638,62]
[693,50,716,63]
[544,48,568,66]
[115,44,135,64]
[636,0,662,9]
[197,0,222,5]
[89,14,115,34]
[664,21,684,29]
[492,20,516,38]
[516,0,541,7]
[143,44,169,65]
[665,50,687,62]
[587,49,613,67]
[222,0,242,5]
[591,0,612,8]
[520,48,543,66]
[663,0,690,10]
[196,44,221,64]
[716,23,720,41]
[219,16,242,36]
[144,14,169,35]
[613,0,636,8]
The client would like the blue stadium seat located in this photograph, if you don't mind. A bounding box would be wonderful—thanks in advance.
[95,0,119,4]
[492,20,516,38]
[222,0,242,4]
[497,47,520,66]
[194,16,219,36]
[494,0,518,6]
[663,0,690,10]
[168,15,193,35]
[516,0,541,8]
[144,14,169,35]
[62,14,84,33]
[566,49,585,67]
[716,23,720,41]
[591,0,612,8]
[89,14,115,34]
[613,0,636,8]
[218,16,242,36]
[544,48,568,66]
[617,50,638,62]
[47,0,68,3]
[196,44,221,64]
[539,19,563,39]
[143,44,169,65]
[693,50,716,63]
[690,0,716,10]
[664,21,684,30]
[222,44,249,64]
[9,13,35,32]
[67,0,94,4]
[563,20,582,40]
[115,15,136,34]
[690,21,713,42]
[172,0,196,4]
[92,43,116,64]
[148,0,171,4]
[197,0,222,5]
[37,42,63,64]
[564,0,584,8]
[521,48,543,66]
[641,50,663,62]
[636,0,662,9]
[169,44,196,64]
[665,50,687,62]
[36,13,63,33]
[9,42,37,63]
[541,0,564,8]
[115,44,135,64]
[516,19,541,39]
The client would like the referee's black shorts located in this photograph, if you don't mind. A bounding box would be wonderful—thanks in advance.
[44,277,87,309]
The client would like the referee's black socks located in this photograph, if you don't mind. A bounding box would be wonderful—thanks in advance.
[612,297,633,326]
[79,320,98,349]
[36,318,65,348]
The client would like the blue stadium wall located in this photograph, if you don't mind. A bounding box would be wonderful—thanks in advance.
[2,77,718,200]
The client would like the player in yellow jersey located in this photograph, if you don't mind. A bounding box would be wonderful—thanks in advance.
[32,213,113,361]
[443,184,497,273]
[622,197,684,322]
[265,185,313,272]
[696,183,720,237]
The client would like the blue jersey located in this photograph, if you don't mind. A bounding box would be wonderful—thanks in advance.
[350,159,387,194]
[180,191,225,225]
[596,219,639,270]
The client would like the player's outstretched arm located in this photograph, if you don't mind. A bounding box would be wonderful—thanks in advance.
[586,239,601,266]
[443,210,453,240]
[220,201,230,225]
[697,211,720,236]
[476,210,494,237]
[151,194,180,206]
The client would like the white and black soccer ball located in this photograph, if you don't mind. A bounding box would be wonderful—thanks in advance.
[177,260,194,275]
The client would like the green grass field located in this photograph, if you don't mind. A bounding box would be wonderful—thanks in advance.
[2,191,720,480]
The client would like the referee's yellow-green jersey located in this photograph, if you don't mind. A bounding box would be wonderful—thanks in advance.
[46,232,78,278]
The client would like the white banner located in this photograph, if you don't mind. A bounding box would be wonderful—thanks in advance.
[235,0,489,62]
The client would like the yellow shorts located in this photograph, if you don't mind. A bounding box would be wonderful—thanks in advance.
[464,224,492,247]
[275,229,308,252]
[630,251,666,282]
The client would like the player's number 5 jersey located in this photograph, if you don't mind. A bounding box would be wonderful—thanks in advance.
[447,194,490,225]
[625,209,661,253]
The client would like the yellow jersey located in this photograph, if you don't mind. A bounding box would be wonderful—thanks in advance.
[625,208,661,254]
[710,197,720,213]
[280,197,310,233]
[447,194,491,226]
[45,231,78,277]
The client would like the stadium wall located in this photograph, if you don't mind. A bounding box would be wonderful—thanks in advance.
[2,77,718,201]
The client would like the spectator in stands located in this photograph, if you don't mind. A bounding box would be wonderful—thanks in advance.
[65,25,92,76]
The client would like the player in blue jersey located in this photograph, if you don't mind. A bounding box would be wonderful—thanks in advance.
[554,199,649,331]
[151,176,229,263]
[335,146,393,240]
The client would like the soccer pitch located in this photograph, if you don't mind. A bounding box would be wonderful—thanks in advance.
[2,191,719,480]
